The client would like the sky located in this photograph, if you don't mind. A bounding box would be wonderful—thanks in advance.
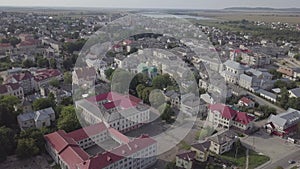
[0,0,299,9]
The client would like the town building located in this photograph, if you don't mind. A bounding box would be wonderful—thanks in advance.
[5,71,35,94]
[33,69,62,89]
[73,67,97,88]
[76,92,150,133]
[208,130,238,155]
[265,108,300,137]
[0,83,24,99]
[256,89,277,102]
[288,88,300,98]
[238,97,255,108]
[17,107,55,130]
[176,151,196,169]
[44,123,157,169]
[221,60,246,84]
[207,104,255,131]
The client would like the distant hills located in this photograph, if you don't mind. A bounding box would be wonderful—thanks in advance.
[224,7,300,12]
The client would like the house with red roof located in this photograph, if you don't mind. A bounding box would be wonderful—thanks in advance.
[33,69,62,88]
[5,71,35,94]
[76,92,150,133]
[207,104,255,131]
[238,97,255,108]
[0,83,24,99]
[44,123,157,169]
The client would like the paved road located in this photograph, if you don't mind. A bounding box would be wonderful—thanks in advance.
[246,91,285,114]
[259,149,300,169]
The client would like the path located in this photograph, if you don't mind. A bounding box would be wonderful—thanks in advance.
[245,148,249,169]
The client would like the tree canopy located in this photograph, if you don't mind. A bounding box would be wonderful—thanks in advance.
[57,106,81,132]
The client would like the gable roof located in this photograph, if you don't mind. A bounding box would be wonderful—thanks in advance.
[44,130,78,153]
[208,104,237,119]
[176,151,196,161]
[191,141,211,152]
[67,123,108,142]
[234,112,255,125]
[209,130,237,145]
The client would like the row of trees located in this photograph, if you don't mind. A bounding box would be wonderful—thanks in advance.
[0,92,80,161]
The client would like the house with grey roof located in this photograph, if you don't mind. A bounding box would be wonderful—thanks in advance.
[256,89,277,102]
[289,88,300,98]
[265,108,300,137]
[221,60,246,84]
[208,130,238,155]
[17,107,55,130]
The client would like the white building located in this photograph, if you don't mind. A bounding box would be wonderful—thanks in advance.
[76,92,150,133]
[221,60,246,84]
[207,104,255,131]
[45,123,157,169]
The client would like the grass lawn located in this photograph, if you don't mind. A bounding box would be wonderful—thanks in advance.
[248,151,270,169]
[219,144,270,169]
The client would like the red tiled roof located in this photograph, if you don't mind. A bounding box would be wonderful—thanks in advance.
[234,112,255,125]
[77,151,123,169]
[6,72,33,82]
[87,92,142,109]
[44,130,77,153]
[109,134,156,158]
[108,128,130,144]
[0,83,22,94]
[60,145,90,169]
[239,97,253,105]
[74,67,96,79]
[208,104,237,119]
[0,84,8,94]
[102,100,121,110]
[0,43,13,48]
[34,69,61,82]
[67,123,108,142]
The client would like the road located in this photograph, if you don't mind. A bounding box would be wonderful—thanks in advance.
[246,91,285,114]
[258,149,300,169]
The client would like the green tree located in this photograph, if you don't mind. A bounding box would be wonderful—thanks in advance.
[22,59,36,68]
[0,126,16,162]
[149,90,165,108]
[49,79,60,88]
[49,58,57,69]
[57,106,81,132]
[136,84,146,98]
[16,138,40,159]
[32,97,55,111]
[37,57,49,68]
[63,72,72,84]
[278,88,289,109]
[104,68,115,80]
[0,95,20,127]
[160,104,175,124]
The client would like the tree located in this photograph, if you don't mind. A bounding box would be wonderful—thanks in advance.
[136,84,146,98]
[32,97,55,111]
[57,106,81,132]
[16,138,40,159]
[149,90,165,108]
[141,87,152,104]
[63,72,72,84]
[278,88,289,109]
[152,74,172,90]
[160,104,175,124]
[22,59,36,68]
[49,79,60,88]
[0,95,20,128]
[49,58,57,69]
[275,166,284,169]
[0,126,16,162]
[37,57,49,68]
[104,68,115,80]
[268,69,282,80]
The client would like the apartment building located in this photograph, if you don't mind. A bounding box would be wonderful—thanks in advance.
[44,123,157,169]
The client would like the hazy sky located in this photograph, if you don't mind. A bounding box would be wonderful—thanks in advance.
[0,0,299,9]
